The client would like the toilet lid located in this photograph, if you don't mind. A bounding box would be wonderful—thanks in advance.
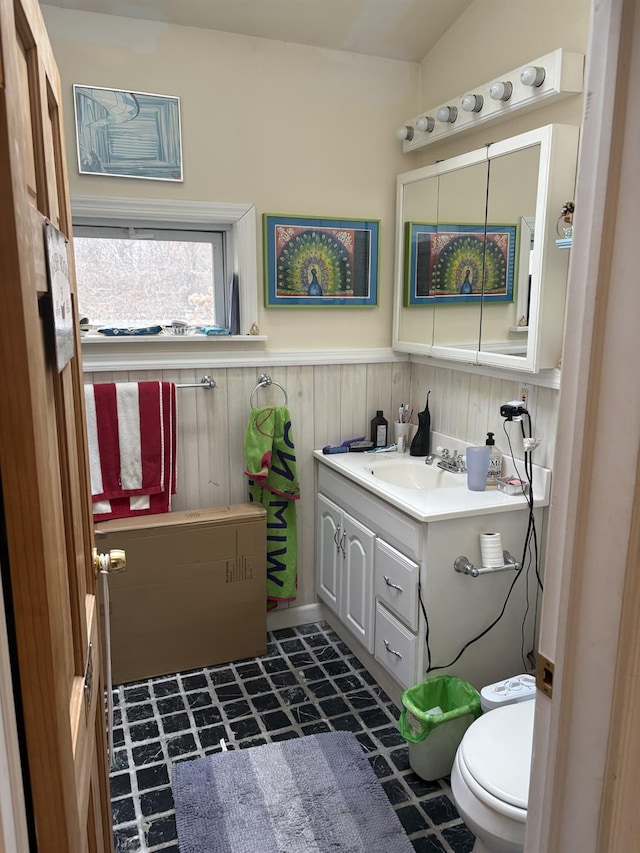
[459,700,535,812]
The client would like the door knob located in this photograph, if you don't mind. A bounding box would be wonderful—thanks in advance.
[92,548,126,575]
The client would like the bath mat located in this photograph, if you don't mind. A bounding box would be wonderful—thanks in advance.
[172,731,414,853]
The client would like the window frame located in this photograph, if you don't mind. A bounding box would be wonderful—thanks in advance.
[71,196,259,337]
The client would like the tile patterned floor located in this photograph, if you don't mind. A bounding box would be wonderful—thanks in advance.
[109,621,476,853]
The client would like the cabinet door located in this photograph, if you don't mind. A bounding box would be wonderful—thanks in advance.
[316,494,341,614]
[342,514,376,653]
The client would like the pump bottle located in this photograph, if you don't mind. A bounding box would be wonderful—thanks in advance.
[485,432,502,487]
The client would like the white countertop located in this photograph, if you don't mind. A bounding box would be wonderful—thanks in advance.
[314,435,551,523]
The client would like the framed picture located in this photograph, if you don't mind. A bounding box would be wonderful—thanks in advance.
[73,85,183,181]
[404,222,517,305]
[263,214,379,306]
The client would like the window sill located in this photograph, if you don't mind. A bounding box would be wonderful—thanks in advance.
[80,331,268,372]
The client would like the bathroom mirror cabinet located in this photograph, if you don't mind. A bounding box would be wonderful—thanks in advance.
[392,124,580,373]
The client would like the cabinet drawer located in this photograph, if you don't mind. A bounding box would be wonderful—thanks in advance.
[374,602,417,690]
[375,539,419,631]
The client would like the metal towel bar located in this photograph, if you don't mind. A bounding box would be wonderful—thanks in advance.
[176,375,216,390]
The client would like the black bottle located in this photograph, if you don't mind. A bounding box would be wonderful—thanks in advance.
[370,410,388,447]
[410,391,431,456]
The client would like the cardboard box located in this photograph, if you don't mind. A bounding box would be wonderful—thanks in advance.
[95,504,267,684]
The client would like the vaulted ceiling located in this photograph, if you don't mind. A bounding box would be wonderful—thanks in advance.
[40,0,474,62]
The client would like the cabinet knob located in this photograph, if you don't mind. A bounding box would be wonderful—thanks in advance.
[383,575,403,592]
[383,639,402,659]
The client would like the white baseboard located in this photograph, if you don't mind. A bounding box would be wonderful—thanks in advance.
[266,602,327,632]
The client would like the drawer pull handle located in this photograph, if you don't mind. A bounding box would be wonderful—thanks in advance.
[383,640,402,659]
[333,525,341,552]
[383,575,403,592]
[339,531,346,557]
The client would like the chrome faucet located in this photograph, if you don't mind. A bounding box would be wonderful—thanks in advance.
[425,448,466,473]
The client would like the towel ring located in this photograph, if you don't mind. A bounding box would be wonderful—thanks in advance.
[250,374,288,409]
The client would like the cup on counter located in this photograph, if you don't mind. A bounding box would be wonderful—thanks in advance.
[466,446,491,491]
[393,421,416,451]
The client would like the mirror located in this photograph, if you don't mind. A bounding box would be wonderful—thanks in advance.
[393,124,579,373]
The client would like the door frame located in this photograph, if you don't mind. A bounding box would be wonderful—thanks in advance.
[526,0,640,850]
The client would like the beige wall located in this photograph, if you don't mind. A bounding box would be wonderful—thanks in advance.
[42,5,419,351]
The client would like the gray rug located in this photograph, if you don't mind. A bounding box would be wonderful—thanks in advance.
[172,731,414,852]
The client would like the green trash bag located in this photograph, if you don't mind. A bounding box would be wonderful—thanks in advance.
[398,675,482,744]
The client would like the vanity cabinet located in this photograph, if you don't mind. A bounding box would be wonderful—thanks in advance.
[316,460,543,692]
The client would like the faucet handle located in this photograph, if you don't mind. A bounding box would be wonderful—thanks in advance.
[441,448,450,458]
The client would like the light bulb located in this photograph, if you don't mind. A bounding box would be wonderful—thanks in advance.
[489,81,513,102]
[415,115,435,133]
[396,125,414,141]
[461,94,483,113]
[437,105,458,124]
[520,65,546,87]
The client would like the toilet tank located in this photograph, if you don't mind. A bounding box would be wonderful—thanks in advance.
[480,674,536,712]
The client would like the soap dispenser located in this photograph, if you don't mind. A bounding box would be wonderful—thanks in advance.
[485,432,502,487]
[409,391,431,457]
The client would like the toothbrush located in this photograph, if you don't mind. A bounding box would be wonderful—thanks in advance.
[399,404,405,424]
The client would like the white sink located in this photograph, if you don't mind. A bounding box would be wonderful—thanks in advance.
[367,457,463,489]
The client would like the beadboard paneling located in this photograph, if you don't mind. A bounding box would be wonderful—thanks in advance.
[408,362,558,468]
[83,360,557,614]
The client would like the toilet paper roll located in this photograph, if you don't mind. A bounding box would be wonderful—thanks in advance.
[480,532,504,568]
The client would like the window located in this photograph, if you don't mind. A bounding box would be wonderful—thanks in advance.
[71,197,259,339]
[74,224,226,328]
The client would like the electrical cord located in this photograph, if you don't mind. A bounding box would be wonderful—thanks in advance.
[420,565,524,674]
[419,412,542,675]
[505,414,542,670]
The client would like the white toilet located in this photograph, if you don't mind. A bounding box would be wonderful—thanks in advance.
[450,678,535,853]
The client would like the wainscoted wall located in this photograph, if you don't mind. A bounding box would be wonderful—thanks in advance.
[84,359,558,612]
[409,362,559,469]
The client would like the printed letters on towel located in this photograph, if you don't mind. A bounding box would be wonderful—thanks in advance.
[243,406,300,609]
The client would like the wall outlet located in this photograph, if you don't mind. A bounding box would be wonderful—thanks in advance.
[518,384,533,408]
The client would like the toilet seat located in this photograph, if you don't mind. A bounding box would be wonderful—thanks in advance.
[457,700,535,823]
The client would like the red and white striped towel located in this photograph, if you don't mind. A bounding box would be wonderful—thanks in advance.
[84,381,177,521]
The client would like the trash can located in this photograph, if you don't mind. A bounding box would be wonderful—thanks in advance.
[398,675,482,781]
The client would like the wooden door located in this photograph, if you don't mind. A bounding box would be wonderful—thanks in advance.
[0,0,112,850]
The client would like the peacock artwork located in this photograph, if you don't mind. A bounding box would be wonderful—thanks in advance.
[263,215,379,306]
[405,222,517,305]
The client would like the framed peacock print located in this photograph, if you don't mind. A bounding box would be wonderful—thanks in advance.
[263,214,379,306]
[404,222,517,305]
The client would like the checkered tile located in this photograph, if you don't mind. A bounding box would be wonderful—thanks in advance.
[109,621,475,853]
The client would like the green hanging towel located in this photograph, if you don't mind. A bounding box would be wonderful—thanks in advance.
[243,406,300,609]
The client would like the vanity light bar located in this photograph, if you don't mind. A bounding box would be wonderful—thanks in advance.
[399,48,583,152]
